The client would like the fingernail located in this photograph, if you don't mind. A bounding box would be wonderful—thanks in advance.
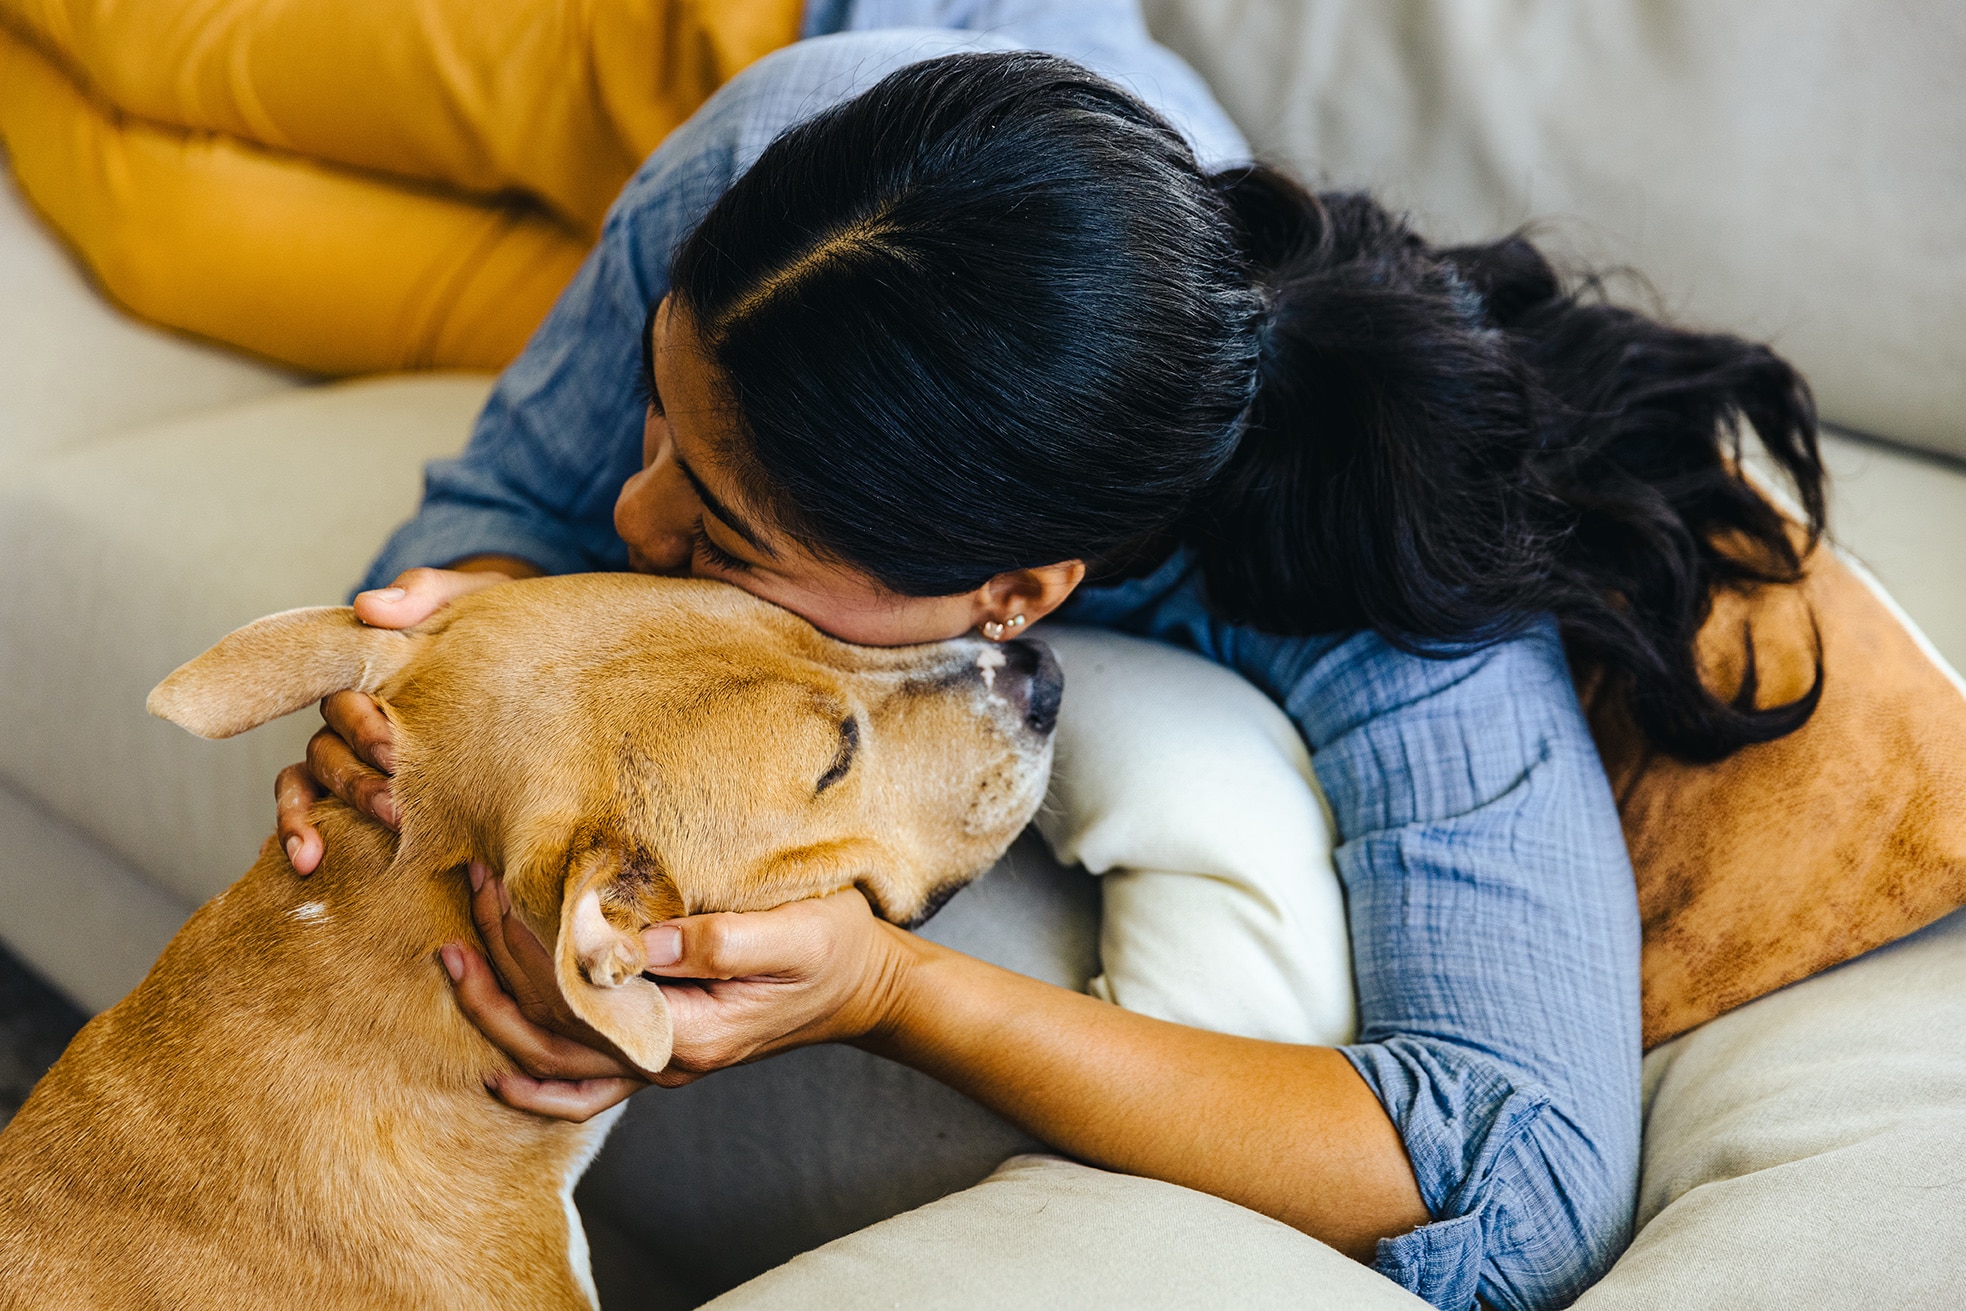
[469,861,486,892]
[496,878,512,915]
[645,925,682,967]
[440,943,464,980]
[364,587,406,603]
[375,793,400,828]
[284,836,302,866]
[371,743,396,773]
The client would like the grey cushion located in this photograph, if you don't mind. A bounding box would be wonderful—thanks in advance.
[1146,0,1966,461]
[703,1154,1427,1311]
[0,377,487,903]
[1817,429,1966,674]
[0,153,297,469]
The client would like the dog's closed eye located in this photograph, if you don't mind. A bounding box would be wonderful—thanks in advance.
[816,716,859,795]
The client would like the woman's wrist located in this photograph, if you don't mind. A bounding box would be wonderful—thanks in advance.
[852,921,949,1056]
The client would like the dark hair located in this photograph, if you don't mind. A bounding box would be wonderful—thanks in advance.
[670,52,1824,762]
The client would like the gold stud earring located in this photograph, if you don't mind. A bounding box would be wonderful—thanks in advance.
[980,614,1027,642]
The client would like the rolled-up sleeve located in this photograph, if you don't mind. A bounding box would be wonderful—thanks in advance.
[1067,562,1642,1311]
[1282,625,1641,1309]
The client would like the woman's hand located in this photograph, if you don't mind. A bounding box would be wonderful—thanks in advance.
[275,560,534,873]
[445,864,1429,1258]
[440,861,654,1120]
[442,861,912,1121]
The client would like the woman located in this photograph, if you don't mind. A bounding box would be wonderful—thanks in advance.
[276,7,1823,1309]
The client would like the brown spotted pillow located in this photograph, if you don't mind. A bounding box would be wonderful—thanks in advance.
[1578,542,1966,1048]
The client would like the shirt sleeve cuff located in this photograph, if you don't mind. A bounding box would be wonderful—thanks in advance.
[358,501,605,595]
[1375,1211,1486,1311]
[1342,1039,1554,1311]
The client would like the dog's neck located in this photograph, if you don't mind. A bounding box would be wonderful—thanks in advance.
[3,802,608,1307]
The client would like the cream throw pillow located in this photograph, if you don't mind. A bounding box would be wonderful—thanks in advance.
[1034,625,1356,1047]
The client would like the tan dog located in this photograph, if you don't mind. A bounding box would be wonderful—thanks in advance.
[0,574,1058,1309]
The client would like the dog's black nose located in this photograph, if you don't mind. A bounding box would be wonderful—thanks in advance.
[997,638,1063,736]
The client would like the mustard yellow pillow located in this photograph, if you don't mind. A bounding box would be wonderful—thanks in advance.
[0,0,803,373]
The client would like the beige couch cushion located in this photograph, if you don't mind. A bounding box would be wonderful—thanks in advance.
[1146,0,1966,460]
[703,1153,1429,1311]
[1819,429,1966,674]
[1577,906,1966,1308]
[0,377,487,904]
[682,906,1964,1309]
[0,150,297,467]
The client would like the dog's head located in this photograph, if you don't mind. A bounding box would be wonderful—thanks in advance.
[148,575,1059,1070]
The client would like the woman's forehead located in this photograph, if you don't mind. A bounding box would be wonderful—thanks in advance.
[654,305,770,514]
[653,299,737,427]
[649,299,891,602]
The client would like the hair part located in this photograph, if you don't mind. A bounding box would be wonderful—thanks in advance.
[669,52,1260,593]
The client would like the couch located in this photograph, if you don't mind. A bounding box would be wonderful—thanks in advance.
[2,2,1962,1307]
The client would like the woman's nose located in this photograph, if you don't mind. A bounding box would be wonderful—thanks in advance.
[614,462,695,574]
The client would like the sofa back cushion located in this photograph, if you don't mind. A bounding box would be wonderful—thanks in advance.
[1146,0,1966,460]
[0,153,295,467]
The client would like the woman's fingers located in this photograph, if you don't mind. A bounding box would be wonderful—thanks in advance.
[274,693,397,872]
[644,890,861,980]
[442,940,640,1083]
[353,566,509,630]
[495,873,568,997]
[446,873,657,1124]
[448,881,893,1108]
[645,891,904,1073]
[643,906,806,981]
[320,690,397,774]
[484,1069,647,1121]
[467,865,621,1048]
[274,762,326,875]
[469,864,549,1014]
[305,726,398,829]
[276,563,527,880]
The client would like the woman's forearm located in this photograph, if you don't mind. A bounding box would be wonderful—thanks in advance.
[860,927,1429,1263]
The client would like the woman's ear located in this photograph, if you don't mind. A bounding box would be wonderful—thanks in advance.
[975,560,1086,631]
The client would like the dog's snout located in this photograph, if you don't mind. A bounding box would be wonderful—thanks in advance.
[996,638,1063,736]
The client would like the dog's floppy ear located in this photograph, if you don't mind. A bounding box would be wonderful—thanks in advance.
[552,846,684,1073]
[148,606,420,739]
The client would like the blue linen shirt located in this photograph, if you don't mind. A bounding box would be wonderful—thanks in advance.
[360,6,1642,1306]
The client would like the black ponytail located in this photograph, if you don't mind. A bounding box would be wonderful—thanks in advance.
[1193,168,1824,760]
[670,52,1824,763]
